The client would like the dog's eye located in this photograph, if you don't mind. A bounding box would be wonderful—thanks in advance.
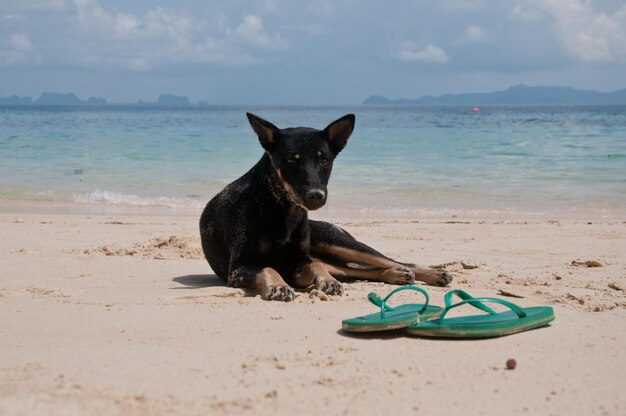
[317,150,329,166]
[287,153,300,164]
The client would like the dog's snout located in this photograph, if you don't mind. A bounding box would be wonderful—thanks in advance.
[305,189,325,202]
[304,189,326,210]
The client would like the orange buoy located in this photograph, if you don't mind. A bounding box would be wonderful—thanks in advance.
[472,107,479,113]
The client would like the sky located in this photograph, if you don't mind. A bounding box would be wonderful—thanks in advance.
[1,0,625,105]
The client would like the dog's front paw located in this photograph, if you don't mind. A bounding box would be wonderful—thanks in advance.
[263,284,295,302]
[381,266,415,285]
[436,270,453,287]
[314,275,344,296]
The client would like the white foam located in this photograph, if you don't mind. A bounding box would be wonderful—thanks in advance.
[74,190,204,209]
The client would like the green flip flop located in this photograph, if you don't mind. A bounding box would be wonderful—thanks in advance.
[406,289,555,338]
[341,286,443,332]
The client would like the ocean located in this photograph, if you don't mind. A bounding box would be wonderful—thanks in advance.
[1,105,625,218]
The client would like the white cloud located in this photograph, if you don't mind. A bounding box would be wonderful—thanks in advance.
[457,25,490,44]
[392,43,449,63]
[261,0,279,13]
[439,0,487,11]
[534,0,626,63]
[65,0,287,70]
[0,0,69,13]
[0,32,37,67]
[8,32,32,50]
[1,14,22,22]
[510,4,547,22]
[72,1,193,42]
[235,14,289,49]
[305,24,332,36]
[125,57,150,72]
[307,0,335,17]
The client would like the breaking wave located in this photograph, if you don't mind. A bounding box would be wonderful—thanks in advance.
[74,190,205,209]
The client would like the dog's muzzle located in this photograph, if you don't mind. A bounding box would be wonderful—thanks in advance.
[304,189,326,210]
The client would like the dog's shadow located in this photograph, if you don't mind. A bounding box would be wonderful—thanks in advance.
[172,274,223,289]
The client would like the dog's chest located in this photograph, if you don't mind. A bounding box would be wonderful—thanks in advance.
[259,211,307,255]
[257,233,305,271]
[270,220,301,246]
[281,206,306,241]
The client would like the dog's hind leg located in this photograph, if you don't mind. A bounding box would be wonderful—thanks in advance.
[309,220,452,287]
[320,262,415,285]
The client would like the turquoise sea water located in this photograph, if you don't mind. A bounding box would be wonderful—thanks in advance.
[1,105,625,217]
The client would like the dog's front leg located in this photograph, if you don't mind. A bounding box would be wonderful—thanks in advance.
[229,265,295,301]
[294,260,344,296]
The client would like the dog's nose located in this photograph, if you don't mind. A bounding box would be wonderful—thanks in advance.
[305,189,325,203]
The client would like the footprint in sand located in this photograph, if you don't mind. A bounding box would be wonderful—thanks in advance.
[90,236,203,259]
[25,286,71,298]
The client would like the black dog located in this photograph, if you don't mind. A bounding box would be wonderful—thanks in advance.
[199,113,452,301]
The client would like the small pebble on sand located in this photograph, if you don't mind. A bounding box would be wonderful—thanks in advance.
[506,359,517,370]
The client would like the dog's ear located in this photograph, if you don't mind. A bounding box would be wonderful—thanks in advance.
[247,113,280,152]
[324,114,355,153]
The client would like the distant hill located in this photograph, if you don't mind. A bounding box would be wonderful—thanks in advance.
[363,85,626,106]
[0,92,198,106]
[35,92,83,106]
[87,97,107,105]
[25,92,107,106]
[157,94,190,106]
[0,95,32,105]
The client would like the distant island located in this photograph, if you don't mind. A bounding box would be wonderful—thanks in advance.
[0,92,206,106]
[3,86,626,106]
[157,94,190,106]
[0,92,108,106]
[0,95,33,105]
[363,85,626,106]
[35,92,106,106]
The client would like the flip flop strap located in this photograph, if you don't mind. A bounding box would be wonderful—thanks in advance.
[368,286,430,319]
[438,297,528,321]
[444,289,498,315]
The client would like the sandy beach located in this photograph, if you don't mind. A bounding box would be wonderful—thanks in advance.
[3,0,626,414]
[1,207,624,415]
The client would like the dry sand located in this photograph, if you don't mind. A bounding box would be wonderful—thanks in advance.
[1,209,625,415]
